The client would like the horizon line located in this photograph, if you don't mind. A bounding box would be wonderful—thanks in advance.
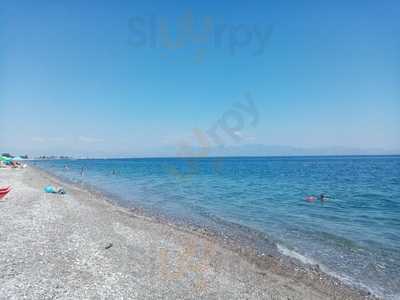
[32,153,400,160]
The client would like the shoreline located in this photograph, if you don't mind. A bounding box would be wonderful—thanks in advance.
[0,166,377,299]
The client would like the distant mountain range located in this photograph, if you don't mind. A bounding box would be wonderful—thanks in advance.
[32,144,400,159]
[135,144,400,158]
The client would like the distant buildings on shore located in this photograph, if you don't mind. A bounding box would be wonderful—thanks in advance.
[35,155,72,160]
[1,153,75,160]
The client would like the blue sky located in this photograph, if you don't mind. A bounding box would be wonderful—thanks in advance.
[1,0,399,157]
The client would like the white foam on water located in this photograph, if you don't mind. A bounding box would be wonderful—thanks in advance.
[276,243,386,299]
[277,243,319,266]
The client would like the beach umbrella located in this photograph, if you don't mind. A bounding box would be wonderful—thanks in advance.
[11,156,23,161]
[0,156,12,162]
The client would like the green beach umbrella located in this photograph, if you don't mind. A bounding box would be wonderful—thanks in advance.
[0,156,12,162]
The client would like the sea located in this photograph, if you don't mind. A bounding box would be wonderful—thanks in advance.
[33,155,400,299]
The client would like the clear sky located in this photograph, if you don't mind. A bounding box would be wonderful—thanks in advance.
[1,0,399,157]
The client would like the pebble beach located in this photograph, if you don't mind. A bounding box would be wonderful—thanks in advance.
[0,166,376,299]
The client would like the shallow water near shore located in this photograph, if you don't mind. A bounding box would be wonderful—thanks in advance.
[33,156,400,299]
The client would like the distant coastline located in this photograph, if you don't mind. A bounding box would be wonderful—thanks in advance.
[31,153,400,161]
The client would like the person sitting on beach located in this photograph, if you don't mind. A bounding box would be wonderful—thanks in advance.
[10,161,22,168]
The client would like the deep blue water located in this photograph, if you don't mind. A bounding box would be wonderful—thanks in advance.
[34,156,400,298]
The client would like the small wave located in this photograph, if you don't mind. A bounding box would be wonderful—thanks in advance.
[276,244,387,299]
[277,244,319,266]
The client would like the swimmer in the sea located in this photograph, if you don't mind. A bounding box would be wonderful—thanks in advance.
[306,194,330,203]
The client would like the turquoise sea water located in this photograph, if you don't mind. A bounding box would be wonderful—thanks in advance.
[34,156,400,299]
